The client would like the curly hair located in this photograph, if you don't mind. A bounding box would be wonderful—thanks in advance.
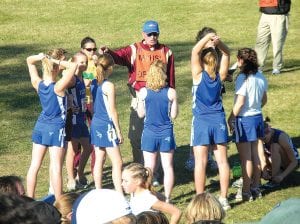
[123,163,153,192]
[237,48,258,75]
[146,60,167,91]
[95,53,114,84]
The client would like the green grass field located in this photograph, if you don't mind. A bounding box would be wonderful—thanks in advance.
[1,0,300,223]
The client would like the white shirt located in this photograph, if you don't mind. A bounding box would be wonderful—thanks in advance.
[235,71,268,117]
[129,190,158,215]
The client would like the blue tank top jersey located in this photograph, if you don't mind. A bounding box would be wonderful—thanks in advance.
[265,129,299,158]
[37,81,66,125]
[192,71,224,116]
[144,87,172,132]
[67,76,86,124]
[91,79,112,124]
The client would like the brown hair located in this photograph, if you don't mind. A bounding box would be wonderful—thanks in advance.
[146,60,167,91]
[137,211,169,224]
[54,192,79,224]
[42,48,66,78]
[185,193,225,224]
[123,163,153,192]
[237,48,258,76]
[95,53,114,84]
[201,48,218,80]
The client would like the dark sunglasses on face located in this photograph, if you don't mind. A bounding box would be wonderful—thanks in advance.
[146,32,159,37]
[85,48,97,52]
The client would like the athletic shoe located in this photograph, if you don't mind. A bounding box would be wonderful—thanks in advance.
[218,196,231,211]
[235,188,253,202]
[152,178,160,187]
[251,187,262,199]
[232,178,243,188]
[67,179,76,191]
[76,177,89,189]
[272,69,280,75]
[262,181,280,189]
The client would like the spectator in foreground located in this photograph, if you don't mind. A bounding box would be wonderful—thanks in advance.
[185,193,225,224]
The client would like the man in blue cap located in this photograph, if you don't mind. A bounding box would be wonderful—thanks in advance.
[101,20,175,188]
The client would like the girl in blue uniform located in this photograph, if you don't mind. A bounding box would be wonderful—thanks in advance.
[90,53,123,193]
[260,117,299,187]
[65,52,92,190]
[228,48,268,201]
[137,60,178,202]
[191,32,231,210]
[26,49,77,200]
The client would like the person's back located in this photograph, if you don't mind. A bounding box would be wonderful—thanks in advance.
[235,71,267,116]
[144,87,172,131]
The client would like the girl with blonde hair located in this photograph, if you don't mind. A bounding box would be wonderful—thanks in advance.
[137,60,178,203]
[122,163,181,224]
[89,53,123,193]
[185,193,225,224]
[54,192,80,223]
[190,32,231,210]
[26,49,77,200]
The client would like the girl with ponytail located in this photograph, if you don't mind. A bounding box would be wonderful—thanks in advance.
[122,163,181,224]
[26,49,77,200]
[89,53,124,193]
[190,32,231,211]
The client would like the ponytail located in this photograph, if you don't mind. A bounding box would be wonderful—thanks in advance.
[95,53,114,84]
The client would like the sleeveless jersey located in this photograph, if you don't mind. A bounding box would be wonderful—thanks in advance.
[144,87,172,132]
[192,71,224,116]
[67,76,86,125]
[90,79,112,124]
[265,129,299,158]
[135,43,166,82]
[37,81,66,126]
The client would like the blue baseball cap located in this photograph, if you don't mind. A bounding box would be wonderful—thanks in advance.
[143,20,160,34]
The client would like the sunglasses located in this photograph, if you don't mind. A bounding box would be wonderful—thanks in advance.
[146,32,159,37]
[85,48,97,52]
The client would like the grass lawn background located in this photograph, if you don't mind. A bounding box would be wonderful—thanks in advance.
[1,0,300,223]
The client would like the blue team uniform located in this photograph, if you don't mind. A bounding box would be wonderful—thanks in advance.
[32,81,66,147]
[264,129,299,159]
[141,87,175,152]
[191,71,228,146]
[67,76,89,139]
[90,79,119,147]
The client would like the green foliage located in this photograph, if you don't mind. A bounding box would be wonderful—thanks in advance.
[1,0,300,223]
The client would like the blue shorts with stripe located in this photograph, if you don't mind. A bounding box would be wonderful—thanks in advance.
[234,114,264,143]
[191,113,228,146]
[71,123,90,139]
[141,128,176,152]
[90,122,119,148]
[32,121,65,147]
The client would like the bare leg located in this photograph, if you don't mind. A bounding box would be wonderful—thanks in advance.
[270,143,283,178]
[213,144,230,198]
[77,137,92,182]
[26,143,47,198]
[160,150,174,200]
[106,147,123,194]
[143,151,158,176]
[251,140,261,189]
[193,145,209,194]
[66,140,79,184]
[94,147,106,189]
[236,142,252,193]
[49,146,66,200]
